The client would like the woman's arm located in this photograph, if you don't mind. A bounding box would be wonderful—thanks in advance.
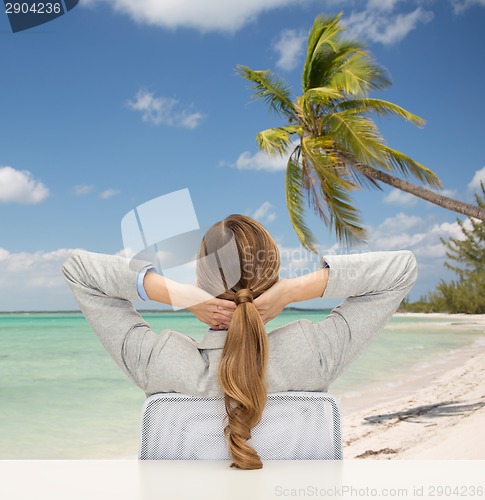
[254,267,330,323]
[62,250,235,389]
[307,250,418,385]
[62,250,227,391]
[256,250,418,386]
[142,271,236,329]
[62,250,164,389]
[62,250,236,360]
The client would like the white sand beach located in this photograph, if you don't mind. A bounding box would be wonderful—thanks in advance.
[337,313,485,460]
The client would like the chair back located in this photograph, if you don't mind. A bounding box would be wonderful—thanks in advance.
[139,392,343,460]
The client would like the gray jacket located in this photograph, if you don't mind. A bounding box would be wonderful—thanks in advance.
[62,249,417,398]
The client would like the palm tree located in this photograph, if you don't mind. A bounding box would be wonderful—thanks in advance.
[238,12,485,252]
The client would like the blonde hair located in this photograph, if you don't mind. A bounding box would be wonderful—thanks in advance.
[196,214,280,469]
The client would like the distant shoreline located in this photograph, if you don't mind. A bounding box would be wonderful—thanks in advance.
[1,310,484,316]
[0,306,333,315]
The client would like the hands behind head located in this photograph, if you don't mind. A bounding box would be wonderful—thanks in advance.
[253,280,291,324]
[187,295,237,330]
[188,279,291,330]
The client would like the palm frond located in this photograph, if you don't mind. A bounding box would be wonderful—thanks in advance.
[307,43,371,93]
[328,51,391,96]
[324,111,388,167]
[236,65,296,119]
[256,127,299,157]
[301,86,343,108]
[301,154,329,225]
[382,145,443,189]
[303,13,344,91]
[302,138,367,246]
[314,139,383,191]
[302,133,383,191]
[327,113,440,189]
[285,150,318,252]
[335,98,425,127]
[303,13,391,95]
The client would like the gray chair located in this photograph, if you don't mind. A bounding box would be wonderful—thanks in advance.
[139,392,343,461]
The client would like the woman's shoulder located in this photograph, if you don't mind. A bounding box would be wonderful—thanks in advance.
[267,318,317,334]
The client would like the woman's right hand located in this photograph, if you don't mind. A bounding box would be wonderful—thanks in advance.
[253,267,329,323]
[253,279,293,324]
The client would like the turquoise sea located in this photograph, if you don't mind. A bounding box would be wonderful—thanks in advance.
[1,310,484,459]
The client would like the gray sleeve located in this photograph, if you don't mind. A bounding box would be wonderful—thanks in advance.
[301,250,418,387]
[61,249,172,390]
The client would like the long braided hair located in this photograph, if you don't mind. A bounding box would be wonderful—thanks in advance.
[196,214,280,469]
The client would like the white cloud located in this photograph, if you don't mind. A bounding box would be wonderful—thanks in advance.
[0,246,168,311]
[367,212,472,258]
[435,188,457,198]
[273,29,307,71]
[0,166,49,205]
[178,112,205,129]
[274,243,332,280]
[302,211,470,301]
[367,0,401,12]
[0,248,10,261]
[384,187,458,208]
[275,209,476,304]
[83,0,432,43]
[99,188,120,199]
[383,189,418,207]
[430,219,473,239]
[468,166,485,192]
[81,0,308,33]
[368,212,427,251]
[126,90,204,129]
[377,211,423,233]
[451,0,485,14]
[234,150,288,171]
[0,247,73,310]
[343,2,434,45]
[74,184,94,196]
[251,201,277,223]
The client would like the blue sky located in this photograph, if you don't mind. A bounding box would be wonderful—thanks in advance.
[1,0,485,311]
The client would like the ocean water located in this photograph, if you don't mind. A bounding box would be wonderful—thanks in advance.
[0,311,483,459]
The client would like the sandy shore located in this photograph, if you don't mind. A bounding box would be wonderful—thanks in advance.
[337,313,485,459]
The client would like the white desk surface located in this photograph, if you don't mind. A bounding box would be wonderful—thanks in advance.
[0,459,483,500]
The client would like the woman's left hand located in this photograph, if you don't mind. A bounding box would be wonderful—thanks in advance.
[143,272,236,330]
[186,289,236,330]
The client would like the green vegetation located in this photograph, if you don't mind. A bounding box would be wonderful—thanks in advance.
[238,13,485,252]
[400,183,485,314]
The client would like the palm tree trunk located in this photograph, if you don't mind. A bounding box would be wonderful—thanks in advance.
[340,153,485,221]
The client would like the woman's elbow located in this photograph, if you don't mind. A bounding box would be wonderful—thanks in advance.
[402,250,418,288]
[61,250,84,285]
